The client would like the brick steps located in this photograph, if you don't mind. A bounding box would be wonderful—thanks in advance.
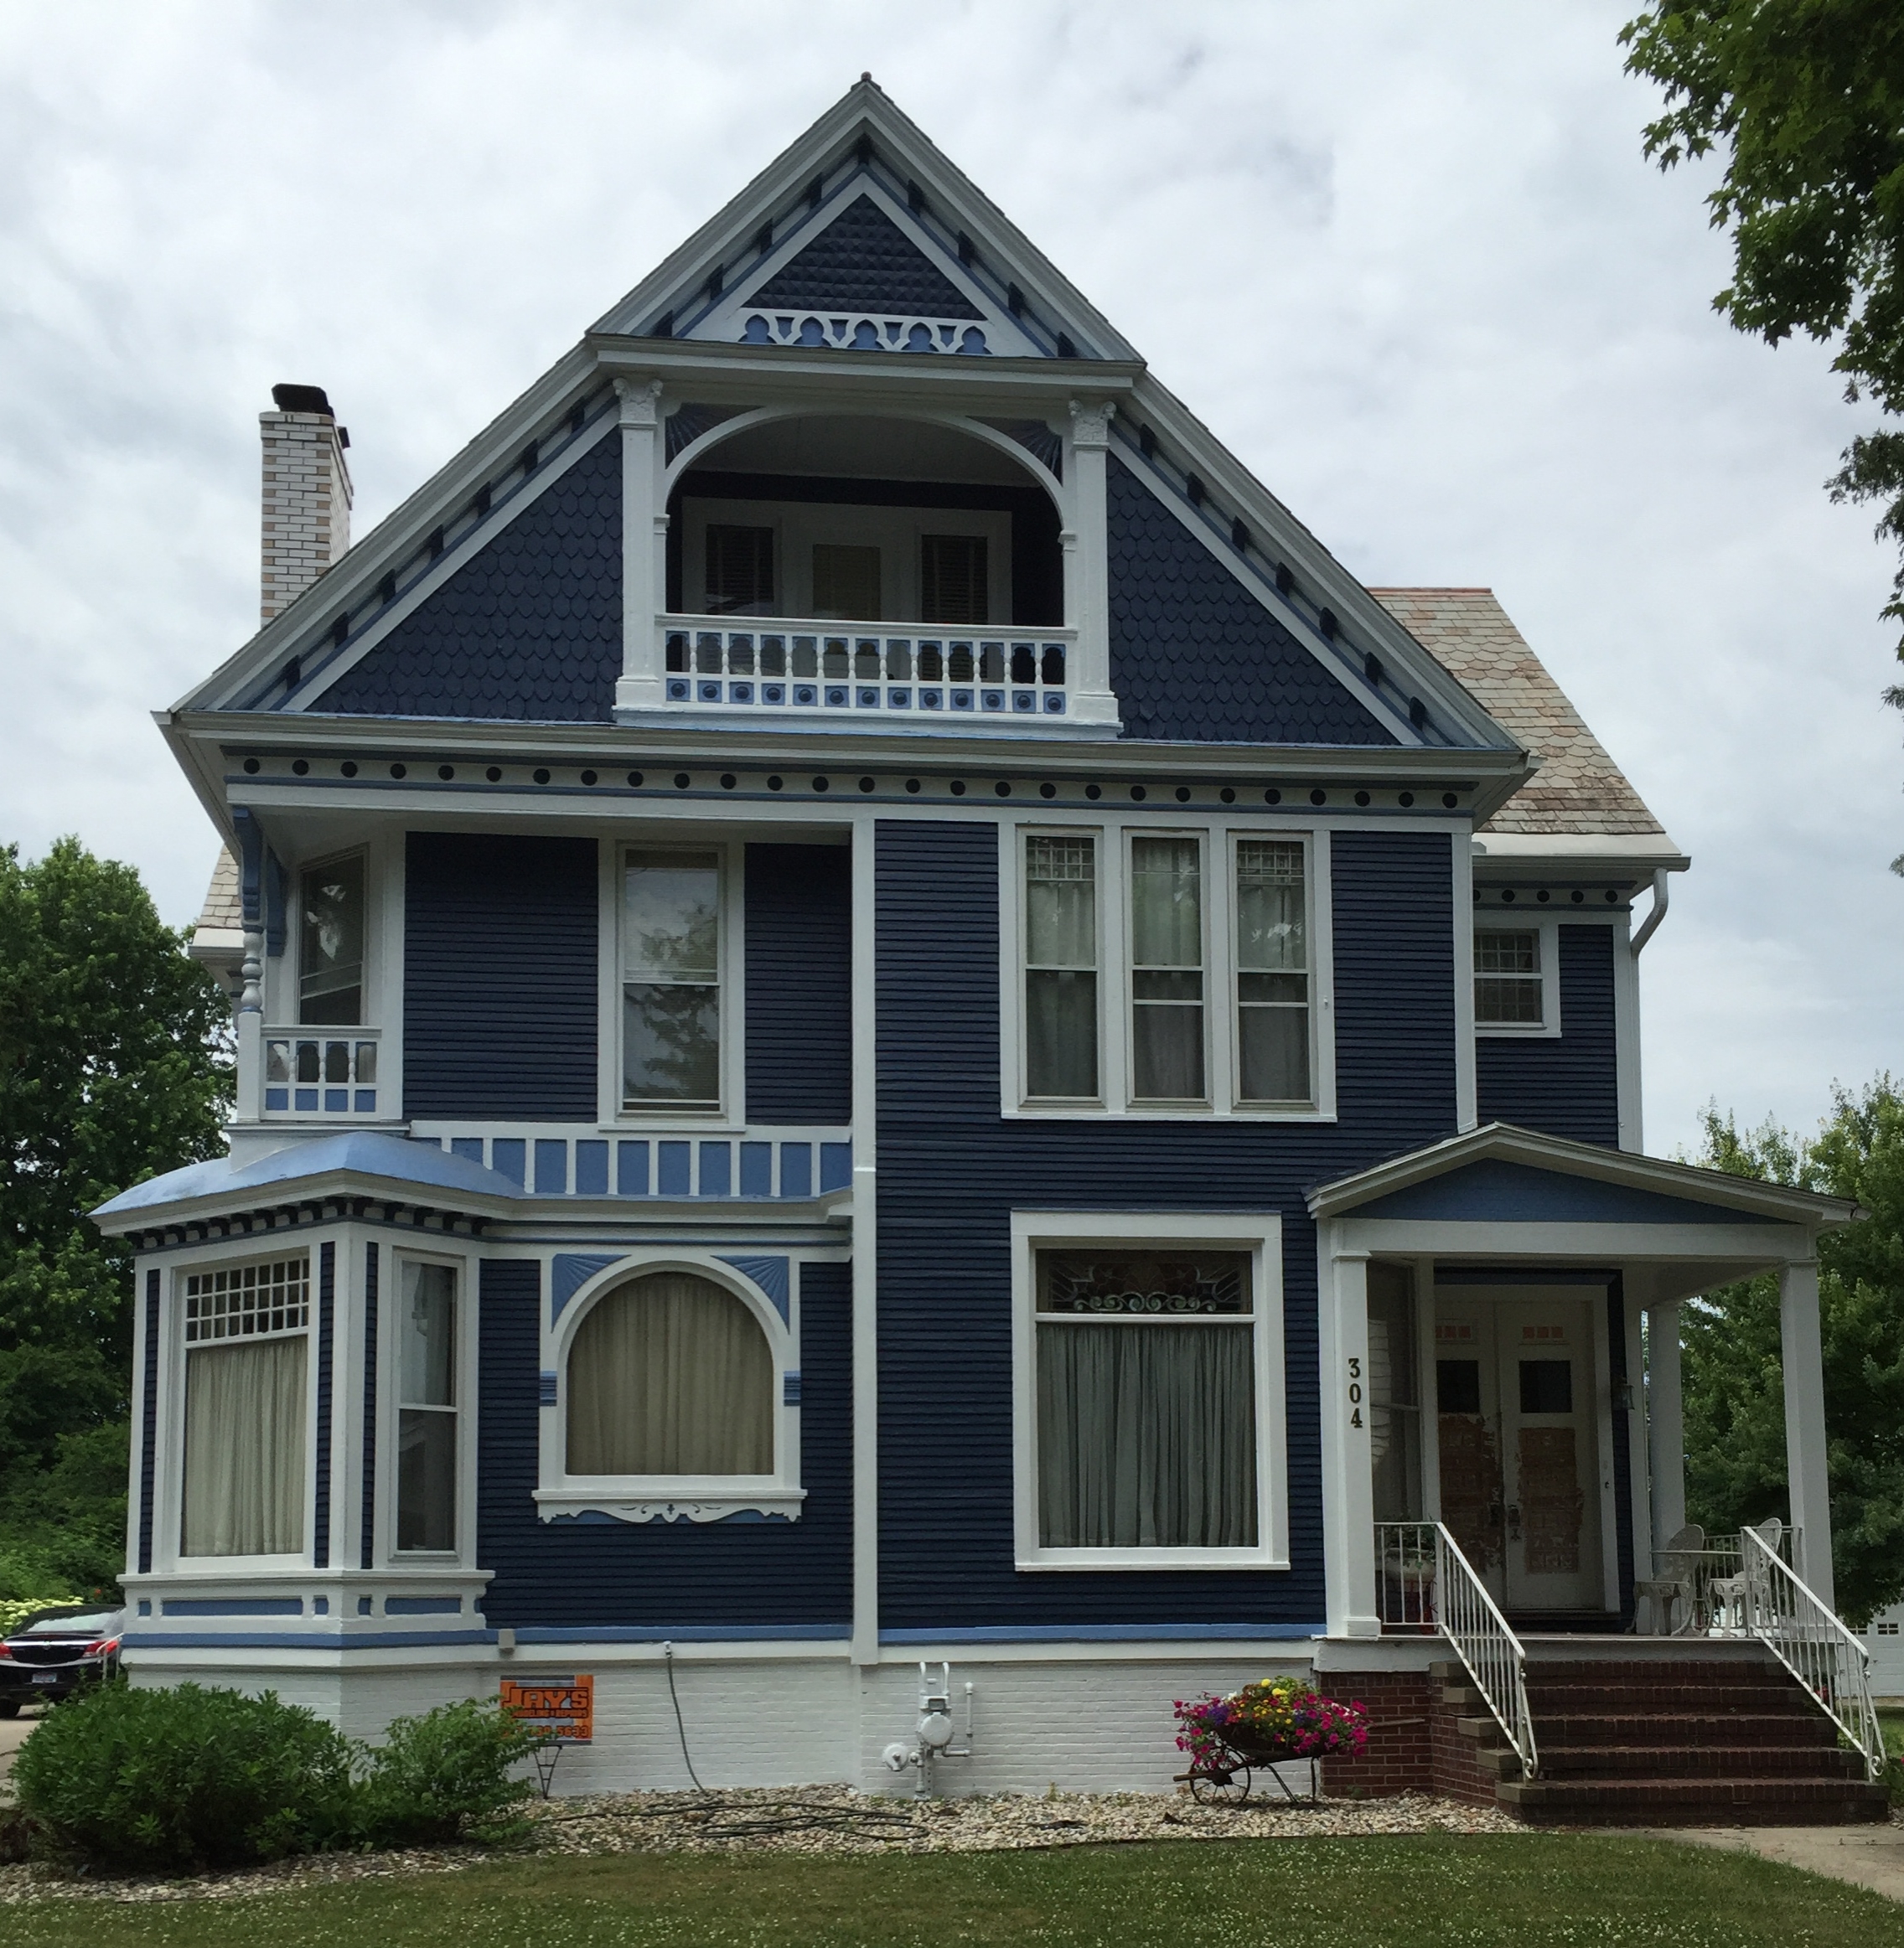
[1498,1775,1891,1827]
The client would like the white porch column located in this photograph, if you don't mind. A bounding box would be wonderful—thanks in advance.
[613,375,667,714]
[1319,1238,1379,1637]
[1647,1300,1684,1548]
[1778,1258,1835,1608]
[1061,398,1120,730]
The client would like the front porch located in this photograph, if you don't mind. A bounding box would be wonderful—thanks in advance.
[1306,1124,1887,1824]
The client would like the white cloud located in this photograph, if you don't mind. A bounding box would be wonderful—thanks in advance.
[0,0,1896,1154]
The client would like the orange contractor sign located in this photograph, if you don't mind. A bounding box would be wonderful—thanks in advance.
[499,1674,594,1743]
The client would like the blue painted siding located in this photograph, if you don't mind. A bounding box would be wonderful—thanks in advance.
[476,1260,852,1630]
[361,1243,379,1570]
[744,845,853,1126]
[872,821,1458,1633]
[1106,455,1399,747]
[137,1269,159,1575]
[311,430,623,721]
[1355,1158,1764,1226]
[1476,925,1620,1146]
[315,1242,334,1568]
[403,833,598,1120]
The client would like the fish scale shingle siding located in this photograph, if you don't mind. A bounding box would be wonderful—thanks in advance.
[871,819,1458,1633]
[476,1259,853,1630]
[1106,454,1399,747]
[313,431,623,721]
[403,832,599,1120]
[746,194,984,319]
[1475,925,1620,1146]
[744,843,853,1125]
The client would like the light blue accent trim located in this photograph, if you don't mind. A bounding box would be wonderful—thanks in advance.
[819,1143,852,1192]
[123,1630,494,1651]
[513,1625,850,1643]
[779,1144,813,1198]
[617,1140,649,1196]
[163,1598,302,1617]
[699,1143,732,1197]
[783,1370,801,1404]
[534,1139,569,1195]
[539,1369,559,1405]
[878,1624,1326,1644]
[658,1141,692,1196]
[719,1255,791,1324]
[385,1596,461,1616]
[492,1138,526,1187]
[551,1253,623,1323]
[575,1139,610,1196]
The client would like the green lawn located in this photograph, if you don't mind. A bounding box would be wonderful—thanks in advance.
[3,1836,1899,1948]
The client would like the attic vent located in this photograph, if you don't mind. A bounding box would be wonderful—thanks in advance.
[1186,475,1205,508]
[957,230,975,266]
[1275,563,1294,595]
[1230,517,1250,550]
[1363,652,1383,686]
[907,178,926,214]
[1318,607,1337,639]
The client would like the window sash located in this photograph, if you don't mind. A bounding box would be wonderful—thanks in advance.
[182,1332,308,1558]
[1129,835,1206,1101]
[1475,927,1544,1026]
[299,854,365,1026]
[1025,834,1099,1099]
[623,850,722,1107]
[1234,838,1311,1103]
[920,532,988,624]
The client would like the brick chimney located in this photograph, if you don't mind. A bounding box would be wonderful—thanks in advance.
[260,383,353,623]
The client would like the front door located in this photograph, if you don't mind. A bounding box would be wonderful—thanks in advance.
[1435,1293,1606,1612]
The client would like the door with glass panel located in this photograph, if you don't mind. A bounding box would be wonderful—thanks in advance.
[1434,1301,1507,1599]
[1128,835,1206,1103]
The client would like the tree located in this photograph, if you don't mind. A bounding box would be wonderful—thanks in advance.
[1679,1078,1904,1622]
[0,838,230,1594]
[1619,4,1904,868]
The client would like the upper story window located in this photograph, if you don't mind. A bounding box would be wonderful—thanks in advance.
[567,1272,773,1476]
[396,1260,458,1553]
[920,533,988,624]
[180,1256,309,1558]
[622,849,722,1111]
[298,853,365,1024]
[1013,824,1332,1119]
[1475,922,1560,1036]
[705,523,774,614]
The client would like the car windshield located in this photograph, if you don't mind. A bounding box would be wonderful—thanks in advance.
[18,1610,118,1636]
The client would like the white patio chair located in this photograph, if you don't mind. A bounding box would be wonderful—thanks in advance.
[1708,1518,1783,1635]
[1633,1524,1705,1635]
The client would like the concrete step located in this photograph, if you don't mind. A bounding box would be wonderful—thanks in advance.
[1498,1775,1891,1828]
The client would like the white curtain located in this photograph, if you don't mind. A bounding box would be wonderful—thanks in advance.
[567,1273,773,1475]
[182,1335,308,1556]
[1037,1323,1256,1548]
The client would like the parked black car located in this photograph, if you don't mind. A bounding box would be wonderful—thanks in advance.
[0,1604,125,1714]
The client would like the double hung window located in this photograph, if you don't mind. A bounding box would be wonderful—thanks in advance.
[180,1257,309,1558]
[1234,840,1310,1103]
[1129,837,1205,1101]
[622,850,722,1109]
[1024,836,1098,1099]
[1474,923,1559,1033]
[396,1261,458,1553]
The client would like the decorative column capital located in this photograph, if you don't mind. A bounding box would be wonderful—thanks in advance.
[1068,397,1115,450]
[614,376,665,428]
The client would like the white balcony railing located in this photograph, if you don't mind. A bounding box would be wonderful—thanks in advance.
[659,615,1074,720]
[264,1026,381,1119]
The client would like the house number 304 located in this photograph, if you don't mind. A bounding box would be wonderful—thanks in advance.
[1347,1356,1363,1429]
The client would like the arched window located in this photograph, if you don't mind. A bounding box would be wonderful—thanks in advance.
[566,1271,773,1476]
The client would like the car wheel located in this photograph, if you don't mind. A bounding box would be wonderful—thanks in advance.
[0,1701,19,1719]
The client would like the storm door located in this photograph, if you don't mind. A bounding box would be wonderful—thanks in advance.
[1435,1294,1606,1612]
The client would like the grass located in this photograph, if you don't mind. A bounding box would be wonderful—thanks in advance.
[2,1835,1901,1948]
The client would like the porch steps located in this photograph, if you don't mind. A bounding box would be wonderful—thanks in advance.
[1431,1658,1890,1827]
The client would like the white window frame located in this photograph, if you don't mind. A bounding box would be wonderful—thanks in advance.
[167,1246,319,1573]
[1010,1210,1288,1571]
[1474,916,1561,1038]
[534,1251,805,1523]
[679,496,1012,624]
[1000,818,1335,1119]
[605,840,745,1123]
[380,1246,478,1568]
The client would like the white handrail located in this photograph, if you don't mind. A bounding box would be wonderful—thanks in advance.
[1434,1523,1539,1780]
[1742,1527,1888,1780]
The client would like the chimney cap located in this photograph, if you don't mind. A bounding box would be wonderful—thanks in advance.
[271,383,334,416]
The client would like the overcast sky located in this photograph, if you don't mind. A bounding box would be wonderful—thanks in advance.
[0,0,1897,1158]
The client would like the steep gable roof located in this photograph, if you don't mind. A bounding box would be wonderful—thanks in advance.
[1370,588,1663,837]
[745,194,984,320]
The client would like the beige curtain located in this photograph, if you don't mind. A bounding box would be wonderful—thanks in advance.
[567,1273,773,1475]
[182,1334,308,1556]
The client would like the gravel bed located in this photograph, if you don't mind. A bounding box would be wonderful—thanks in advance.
[0,1785,1522,1904]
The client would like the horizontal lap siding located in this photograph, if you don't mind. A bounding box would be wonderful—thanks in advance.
[405,833,598,1120]
[1476,925,1619,1146]
[744,845,852,1125]
[477,1260,852,1630]
[874,821,1457,1632]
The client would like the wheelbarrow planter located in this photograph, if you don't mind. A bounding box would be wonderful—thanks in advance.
[1172,1679,1370,1808]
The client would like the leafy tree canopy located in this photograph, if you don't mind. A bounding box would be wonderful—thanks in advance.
[1620,3,1904,861]
[1679,1077,1904,1622]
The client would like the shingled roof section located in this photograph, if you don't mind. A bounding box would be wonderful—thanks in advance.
[195,846,241,934]
[1368,588,1663,837]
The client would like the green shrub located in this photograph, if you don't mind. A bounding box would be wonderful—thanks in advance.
[358,1697,546,1846]
[11,1681,360,1871]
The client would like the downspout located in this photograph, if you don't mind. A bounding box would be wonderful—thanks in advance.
[1629,868,1669,956]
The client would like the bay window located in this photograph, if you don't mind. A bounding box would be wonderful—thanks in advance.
[180,1256,309,1558]
[396,1259,458,1553]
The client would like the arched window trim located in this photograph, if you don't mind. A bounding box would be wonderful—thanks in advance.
[535,1252,804,1526]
